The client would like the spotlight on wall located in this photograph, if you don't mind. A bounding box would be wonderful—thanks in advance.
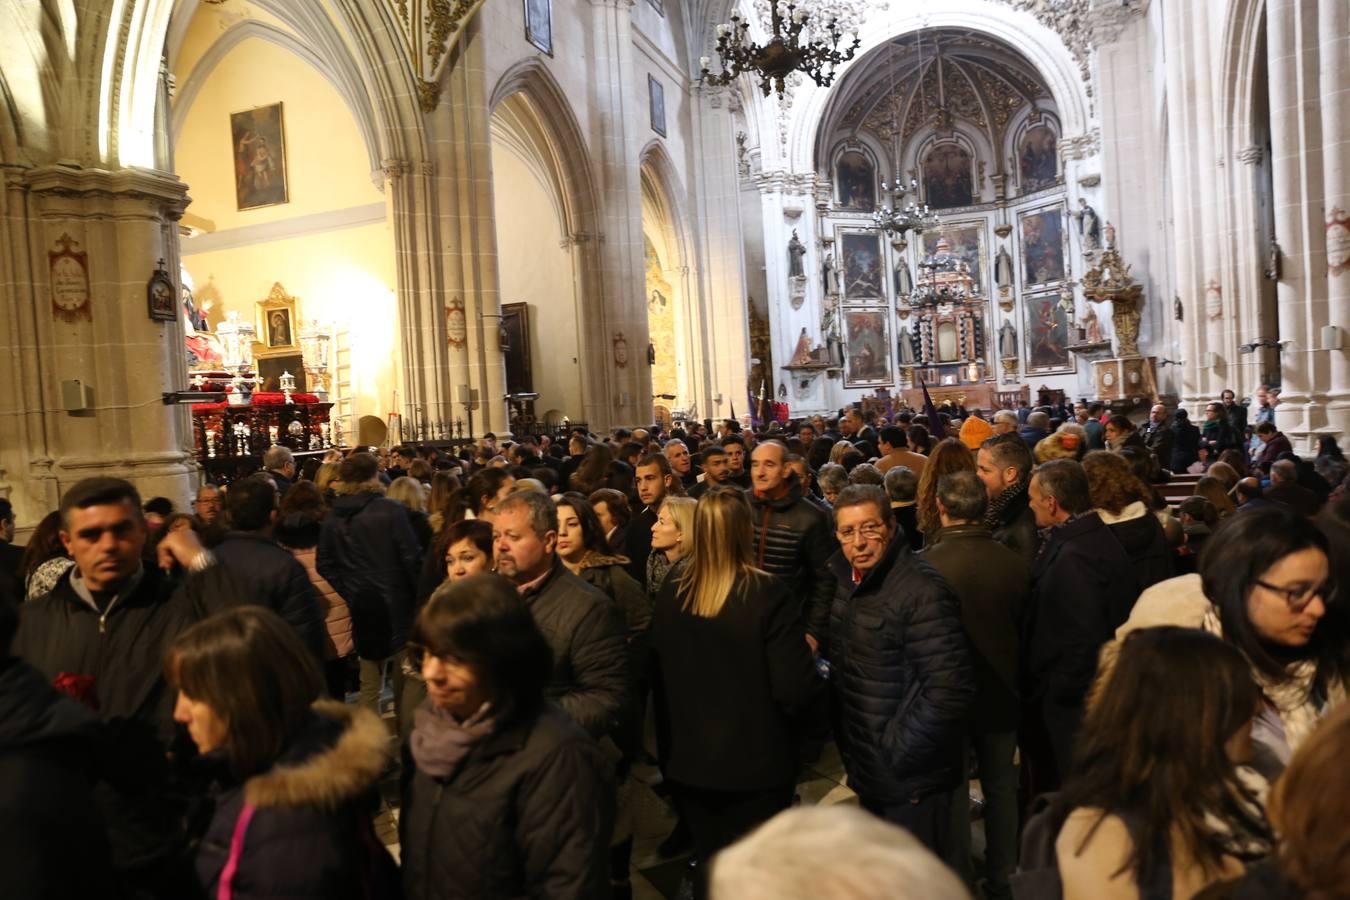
[1158,358,1185,368]
[1321,325,1344,351]
[1239,337,1284,354]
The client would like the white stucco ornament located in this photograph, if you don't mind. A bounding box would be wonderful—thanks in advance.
[1328,208,1350,278]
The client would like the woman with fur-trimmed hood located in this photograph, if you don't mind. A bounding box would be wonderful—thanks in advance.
[168,606,400,900]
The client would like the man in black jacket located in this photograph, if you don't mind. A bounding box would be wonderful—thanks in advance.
[212,475,325,658]
[0,498,22,601]
[493,490,628,738]
[688,444,731,500]
[262,444,296,496]
[318,453,423,734]
[1142,404,1175,473]
[625,452,679,586]
[1024,460,1137,793]
[922,471,1029,900]
[748,441,836,648]
[827,485,973,858]
[976,433,1040,564]
[13,477,236,896]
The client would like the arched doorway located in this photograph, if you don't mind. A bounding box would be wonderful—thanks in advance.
[640,146,693,422]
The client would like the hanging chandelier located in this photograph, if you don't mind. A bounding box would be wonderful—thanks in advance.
[701,1,861,97]
[872,176,941,238]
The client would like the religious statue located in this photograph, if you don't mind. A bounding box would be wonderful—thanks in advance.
[822,253,839,296]
[999,320,1018,359]
[1263,239,1283,282]
[787,230,806,278]
[994,246,1014,290]
[895,260,913,296]
[897,326,916,366]
[1083,304,1103,344]
[821,302,843,368]
[1174,295,1184,322]
[790,327,814,366]
[1104,221,1117,250]
[1076,199,1101,253]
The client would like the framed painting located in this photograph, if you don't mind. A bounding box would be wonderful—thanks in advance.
[524,0,553,55]
[843,307,893,387]
[839,231,885,302]
[501,302,533,394]
[256,282,299,354]
[922,142,974,209]
[230,103,288,211]
[649,75,667,137]
[1019,125,1059,191]
[1019,204,1068,287]
[835,150,876,211]
[921,223,987,292]
[1022,290,1075,374]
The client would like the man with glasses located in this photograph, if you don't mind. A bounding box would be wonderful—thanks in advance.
[826,484,972,861]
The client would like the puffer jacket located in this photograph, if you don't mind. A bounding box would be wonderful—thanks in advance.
[212,531,326,658]
[400,704,614,900]
[746,477,837,640]
[317,481,422,660]
[523,561,629,739]
[195,702,399,900]
[827,535,974,805]
[291,547,354,659]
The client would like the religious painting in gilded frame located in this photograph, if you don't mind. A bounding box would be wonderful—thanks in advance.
[649,75,667,137]
[835,150,876,211]
[1019,125,1059,192]
[920,222,987,293]
[843,307,893,388]
[1022,290,1075,374]
[524,0,553,55]
[230,103,289,211]
[839,231,885,303]
[1018,204,1068,288]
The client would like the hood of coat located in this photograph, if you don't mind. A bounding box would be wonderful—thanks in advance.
[330,479,386,499]
[243,700,390,811]
[571,551,632,573]
[330,488,385,520]
[0,655,102,752]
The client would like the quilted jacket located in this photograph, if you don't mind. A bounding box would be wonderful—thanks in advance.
[746,478,837,640]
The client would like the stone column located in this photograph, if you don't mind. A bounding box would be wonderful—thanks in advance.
[588,0,650,429]
[436,22,507,435]
[1318,0,1350,436]
[1266,0,1328,441]
[0,165,196,523]
[688,84,751,423]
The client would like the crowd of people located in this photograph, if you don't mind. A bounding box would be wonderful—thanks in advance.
[1,389,1348,900]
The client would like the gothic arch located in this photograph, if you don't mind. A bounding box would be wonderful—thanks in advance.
[170,20,384,181]
[640,140,698,405]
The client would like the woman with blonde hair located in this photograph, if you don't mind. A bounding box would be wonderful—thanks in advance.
[314,461,342,495]
[387,475,432,551]
[649,486,821,898]
[915,437,976,544]
[829,440,857,465]
[649,495,696,600]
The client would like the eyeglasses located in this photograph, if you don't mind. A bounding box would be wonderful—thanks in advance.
[836,522,887,543]
[1254,579,1333,613]
[404,643,465,671]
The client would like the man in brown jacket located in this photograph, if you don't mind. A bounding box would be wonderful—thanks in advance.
[874,426,929,477]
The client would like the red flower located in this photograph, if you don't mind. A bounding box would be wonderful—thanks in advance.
[53,672,100,710]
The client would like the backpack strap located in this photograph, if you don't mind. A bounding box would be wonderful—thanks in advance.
[217,802,256,900]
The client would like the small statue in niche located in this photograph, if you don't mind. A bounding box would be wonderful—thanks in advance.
[999,319,1018,359]
[994,246,1014,290]
[1083,304,1104,344]
[897,326,917,366]
[1075,199,1101,253]
[1263,239,1283,282]
[790,327,814,366]
[823,253,839,296]
[1104,221,1117,250]
[1174,295,1184,322]
[822,302,843,368]
[787,230,806,278]
[895,260,913,296]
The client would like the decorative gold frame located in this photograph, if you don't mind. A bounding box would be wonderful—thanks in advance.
[256,282,299,356]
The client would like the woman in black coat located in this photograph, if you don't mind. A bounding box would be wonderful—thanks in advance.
[649,487,822,898]
[169,606,400,900]
[400,575,614,900]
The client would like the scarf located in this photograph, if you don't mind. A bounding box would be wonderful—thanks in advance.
[984,480,1027,531]
[409,699,496,778]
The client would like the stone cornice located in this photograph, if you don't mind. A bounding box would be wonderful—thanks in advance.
[18,165,190,216]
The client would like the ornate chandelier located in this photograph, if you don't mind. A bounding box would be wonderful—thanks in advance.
[872,176,941,238]
[701,0,861,97]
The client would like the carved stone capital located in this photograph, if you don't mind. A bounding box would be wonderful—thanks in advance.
[1059,128,1102,162]
[381,158,412,180]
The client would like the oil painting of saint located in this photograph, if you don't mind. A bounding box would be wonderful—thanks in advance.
[1023,292,1074,372]
[922,143,974,209]
[1019,126,1058,191]
[1020,207,1067,286]
[840,232,885,300]
[230,103,289,210]
[835,151,876,211]
[844,309,892,386]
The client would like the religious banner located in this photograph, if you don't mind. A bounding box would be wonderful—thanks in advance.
[840,231,885,302]
[1022,290,1075,374]
[1018,204,1068,287]
[49,233,92,323]
[843,307,893,388]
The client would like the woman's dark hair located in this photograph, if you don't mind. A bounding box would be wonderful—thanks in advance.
[166,606,324,778]
[1057,627,1269,886]
[459,468,513,517]
[427,470,462,530]
[274,481,327,550]
[1217,449,1248,477]
[587,488,631,528]
[411,574,553,717]
[1082,450,1149,516]
[1105,414,1135,434]
[571,443,614,495]
[1316,435,1343,460]
[555,493,609,558]
[431,518,495,573]
[1200,507,1347,692]
[19,511,68,584]
[805,435,836,471]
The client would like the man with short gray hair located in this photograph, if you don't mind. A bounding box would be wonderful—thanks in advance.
[1018,411,1051,449]
[1264,458,1323,516]
[493,490,627,737]
[262,444,295,495]
[991,409,1018,435]
[920,470,1029,897]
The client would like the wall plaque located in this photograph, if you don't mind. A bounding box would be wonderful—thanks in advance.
[49,233,92,323]
[446,297,467,349]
